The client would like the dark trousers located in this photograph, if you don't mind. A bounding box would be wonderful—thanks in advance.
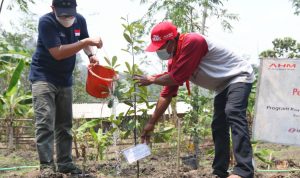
[32,81,73,170]
[212,82,254,178]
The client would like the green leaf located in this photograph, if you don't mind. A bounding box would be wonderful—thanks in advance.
[111,119,121,126]
[123,33,133,44]
[122,130,131,139]
[118,112,124,117]
[104,56,111,66]
[4,60,25,97]
[136,40,144,44]
[158,126,174,134]
[124,100,133,107]
[138,86,147,94]
[126,109,135,116]
[125,62,132,74]
[114,64,121,69]
[133,46,141,52]
[90,127,97,141]
[15,94,32,105]
[77,119,102,133]
[121,49,130,53]
[127,25,134,35]
[97,129,103,141]
[107,114,115,122]
[112,56,117,67]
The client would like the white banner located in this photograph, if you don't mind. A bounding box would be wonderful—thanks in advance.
[253,58,300,146]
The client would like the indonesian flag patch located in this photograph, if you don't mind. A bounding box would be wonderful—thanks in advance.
[74,29,80,37]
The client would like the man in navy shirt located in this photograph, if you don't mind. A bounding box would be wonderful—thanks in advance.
[29,0,101,176]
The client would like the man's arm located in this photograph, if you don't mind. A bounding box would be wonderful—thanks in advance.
[83,45,100,64]
[141,95,172,143]
[134,73,178,86]
[83,45,94,56]
[148,96,172,124]
[49,37,102,60]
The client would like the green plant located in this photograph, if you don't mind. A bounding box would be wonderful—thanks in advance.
[0,60,32,149]
[117,17,155,142]
[178,87,213,168]
[0,28,34,150]
[90,127,116,161]
[76,114,122,161]
[252,141,274,167]
[178,88,213,140]
[152,125,174,143]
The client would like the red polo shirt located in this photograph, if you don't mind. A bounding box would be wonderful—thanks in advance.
[159,33,208,97]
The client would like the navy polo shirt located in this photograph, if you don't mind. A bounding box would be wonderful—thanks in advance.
[29,12,89,87]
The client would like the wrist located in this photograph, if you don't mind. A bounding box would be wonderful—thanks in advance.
[149,76,156,84]
[87,53,95,59]
[79,39,88,47]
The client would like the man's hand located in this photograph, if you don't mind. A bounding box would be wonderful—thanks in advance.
[141,122,155,144]
[133,74,155,86]
[89,55,99,65]
[83,37,103,49]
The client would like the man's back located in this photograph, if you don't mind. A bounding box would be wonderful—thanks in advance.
[188,33,255,93]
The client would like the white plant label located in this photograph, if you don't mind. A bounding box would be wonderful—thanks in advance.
[122,144,151,164]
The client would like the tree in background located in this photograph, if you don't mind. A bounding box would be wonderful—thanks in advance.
[0,0,34,14]
[138,0,238,33]
[291,0,300,15]
[259,37,300,59]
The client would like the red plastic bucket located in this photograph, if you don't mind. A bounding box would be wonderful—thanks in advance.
[86,65,116,98]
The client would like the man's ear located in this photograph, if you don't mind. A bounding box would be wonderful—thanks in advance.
[167,39,176,52]
[51,6,55,13]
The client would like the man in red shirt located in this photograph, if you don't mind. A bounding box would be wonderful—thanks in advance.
[134,21,255,178]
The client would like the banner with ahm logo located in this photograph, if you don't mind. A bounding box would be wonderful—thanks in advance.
[254,58,300,146]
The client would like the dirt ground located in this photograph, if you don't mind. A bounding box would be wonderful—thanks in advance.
[1,143,300,178]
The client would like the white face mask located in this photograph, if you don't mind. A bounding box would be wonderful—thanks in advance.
[156,48,172,60]
[55,14,75,28]
[156,41,174,60]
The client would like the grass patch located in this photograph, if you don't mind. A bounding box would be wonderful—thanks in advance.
[0,150,39,168]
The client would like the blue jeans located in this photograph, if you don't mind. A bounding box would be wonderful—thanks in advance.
[32,81,73,170]
[212,82,254,178]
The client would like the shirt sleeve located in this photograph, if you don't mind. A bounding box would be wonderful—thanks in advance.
[159,60,179,97]
[38,18,61,49]
[168,35,208,85]
[160,85,179,97]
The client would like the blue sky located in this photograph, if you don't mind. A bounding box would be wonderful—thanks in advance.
[1,0,299,72]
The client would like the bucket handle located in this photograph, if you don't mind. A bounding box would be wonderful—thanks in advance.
[88,66,114,82]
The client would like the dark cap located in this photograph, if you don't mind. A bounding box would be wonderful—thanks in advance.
[52,0,77,17]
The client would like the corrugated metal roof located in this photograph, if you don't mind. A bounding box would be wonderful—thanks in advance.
[72,102,191,119]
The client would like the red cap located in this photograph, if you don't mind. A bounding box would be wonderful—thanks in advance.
[145,21,178,52]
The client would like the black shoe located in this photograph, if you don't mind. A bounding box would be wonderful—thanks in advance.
[58,164,82,174]
[212,170,229,178]
[40,166,56,178]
